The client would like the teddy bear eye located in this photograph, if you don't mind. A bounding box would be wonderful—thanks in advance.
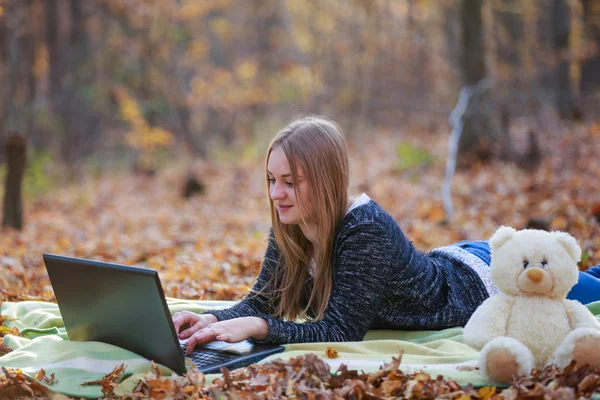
[523,260,529,268]
[541,260,548,267]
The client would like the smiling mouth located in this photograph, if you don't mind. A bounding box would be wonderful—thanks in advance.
[277,205,292,212]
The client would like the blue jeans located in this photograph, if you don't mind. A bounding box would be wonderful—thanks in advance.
[452,240,600,305]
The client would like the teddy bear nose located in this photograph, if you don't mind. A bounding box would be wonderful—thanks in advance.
[526,268,544,283]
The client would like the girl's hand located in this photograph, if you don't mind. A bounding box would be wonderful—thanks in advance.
[172,311,218,340]
[183,317,269,354]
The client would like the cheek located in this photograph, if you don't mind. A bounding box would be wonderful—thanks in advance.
[297,185,312,209]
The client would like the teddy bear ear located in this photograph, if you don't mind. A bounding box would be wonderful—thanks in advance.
[489,226,517,251]
[553,231,582,263]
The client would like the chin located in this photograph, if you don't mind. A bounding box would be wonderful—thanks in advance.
[278,215,300,225]
[279,219,295,225]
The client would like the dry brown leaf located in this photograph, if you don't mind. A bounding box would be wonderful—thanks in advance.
[551,216,569,230]
[34,368,46,382]
[147,378,172,400]
[0,367,51,398]
[81,363,126,397]
[477,385,496,400]
[35,368,57,385]
[325,346,339,359]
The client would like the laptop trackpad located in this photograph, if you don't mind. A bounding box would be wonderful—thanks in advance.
[179,339,254,355]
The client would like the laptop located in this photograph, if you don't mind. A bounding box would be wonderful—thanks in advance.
[42,254,285,375]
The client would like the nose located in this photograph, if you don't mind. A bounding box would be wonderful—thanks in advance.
[270,182,286,200]
[526,268,544,283]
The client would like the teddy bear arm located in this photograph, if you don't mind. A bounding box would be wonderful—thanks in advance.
[463,296,513,350]
[564,300,600,330]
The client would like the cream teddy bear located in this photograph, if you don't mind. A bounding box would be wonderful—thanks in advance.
[463,226,600,384]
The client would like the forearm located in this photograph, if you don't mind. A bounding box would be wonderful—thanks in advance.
[203,298,268,321]
[257,315,356,344]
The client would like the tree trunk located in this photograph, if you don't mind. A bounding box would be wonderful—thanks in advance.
[23,0,37,137]
[177,102,206,158]
[46,0,62,99]
[60,0,88,167]
[3,0,30,138]
[205,10,235,146]
[2,134,27,230]
[494,0,523,89]
[46,0,71,164]
[458,0,499,161]
[581,0,600,91]
[0,8,7,64]
[552,0,582,119]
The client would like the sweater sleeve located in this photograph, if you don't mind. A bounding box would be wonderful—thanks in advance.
[257,221,395,344]
[203,231,280,321]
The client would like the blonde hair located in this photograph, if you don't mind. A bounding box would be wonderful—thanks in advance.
[262,116,349,321]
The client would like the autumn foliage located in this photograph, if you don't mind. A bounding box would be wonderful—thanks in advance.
[3,353,600,399]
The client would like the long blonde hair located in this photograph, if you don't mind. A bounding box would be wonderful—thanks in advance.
[263,116,349,321]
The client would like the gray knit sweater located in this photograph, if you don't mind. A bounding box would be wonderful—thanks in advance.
[205,198,489,344]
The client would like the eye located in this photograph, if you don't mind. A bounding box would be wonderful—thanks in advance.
[523,260,529,269]
[541,260,548,267]
[267,178,275,184]
[285,181,293,187]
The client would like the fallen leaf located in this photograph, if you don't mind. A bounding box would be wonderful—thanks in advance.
[477,385,496,400]
[326,346,339,359]
[81,363,126,397]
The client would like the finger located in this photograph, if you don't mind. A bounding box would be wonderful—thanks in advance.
[179,320,208,339]
[216,333,231,342]
[172,317,184,333]
[187,328,221,351]
[186,335,206,354]
[172,312,192,332]
[185,338,197,355]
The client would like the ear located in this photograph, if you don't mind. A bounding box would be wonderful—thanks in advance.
[553,231,581,263]
[489,226,517,251]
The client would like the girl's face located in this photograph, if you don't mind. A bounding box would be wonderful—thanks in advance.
[267,147,314,227]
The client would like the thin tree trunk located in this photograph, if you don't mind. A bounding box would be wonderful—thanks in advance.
[4,0,24,135]
[205,10,235,145]
[60,0,87,167]
[552,0,582,119]
[0,8,7,63]
[46,0,61,100]
[2,134,27,230]
[178,103,203,157]
[23,0,36,137]
[581,0,600,91]
[461,0,486,86]
[457,0,500,161]
[494,0,523,88]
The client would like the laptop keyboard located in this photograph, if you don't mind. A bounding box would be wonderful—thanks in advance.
[181,345,237,369]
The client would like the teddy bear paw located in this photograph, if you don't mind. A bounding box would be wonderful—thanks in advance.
[572,334,600,369]
[480,337,534,385]
[553,327,600,369]
[485,348,521,384]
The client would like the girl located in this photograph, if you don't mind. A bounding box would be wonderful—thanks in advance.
[173,116,600,352]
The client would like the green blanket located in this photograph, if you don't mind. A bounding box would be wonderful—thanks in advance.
[2,299,599,398]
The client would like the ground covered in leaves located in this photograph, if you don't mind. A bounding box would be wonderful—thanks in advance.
[1,121,600,398]
[2,353,600,399]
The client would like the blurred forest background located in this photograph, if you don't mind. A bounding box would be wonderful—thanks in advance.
[1,0,599,170]
[1,0,600,301]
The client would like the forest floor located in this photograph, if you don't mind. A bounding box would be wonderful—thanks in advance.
[1,120,600,398]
